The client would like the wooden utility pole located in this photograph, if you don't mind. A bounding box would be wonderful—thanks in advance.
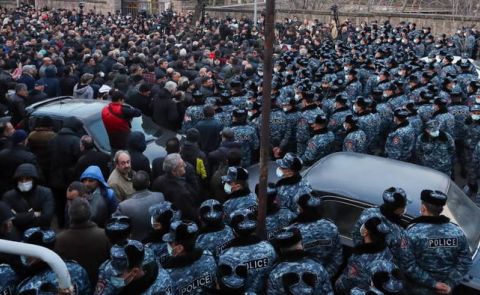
[256,0,275,239]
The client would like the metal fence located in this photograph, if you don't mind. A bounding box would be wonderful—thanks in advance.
[122,0,161,15]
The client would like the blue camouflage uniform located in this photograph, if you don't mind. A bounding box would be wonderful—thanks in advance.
[258,107,288,148]
[95,244,173,295]
[288,219,343,277]
[375,102,394,134]
[267,252,333,295]
[356,113,380,151]
[214,104,236,127]
[328,106,352,151]
[266,208,297,240]
[439,63,458,78]
[408,113,424,137]
[223,190,258,223]
[416,131,455,176]
[350,287,383,295]
[18,261,92,295]
[463,117,480,186]
[432,109,456,138]
[345,79,363,101]
[275,174,313,213]
[296,105,324,155]
[402,214,471,294]
[417,103,435,123]
[163,249,217,295]
[335,242,393,293]
[231,94,248,109]
[0,264,18,295]
[182,104,204,132]
[280,108,301,153]
[231,122,259,167]
[196,225,235,258]
[472,142,480,206]
[385,121,416,161]
[300,128,335,166]
[388,93,409,110]
[343,129,368,153]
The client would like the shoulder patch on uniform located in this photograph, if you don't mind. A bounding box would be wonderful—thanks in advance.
[428,237,458,248]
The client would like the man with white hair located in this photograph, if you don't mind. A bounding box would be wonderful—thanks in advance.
[152,153,199,223]
[152,80,181,130]
[17,65,37,90]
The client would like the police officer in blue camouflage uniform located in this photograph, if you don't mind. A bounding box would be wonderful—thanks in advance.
[267,227,333,295]
[162,220,217,295]
[463,104,480,197]
[416,120,455,176]
[257,97,288,150]
[345,69,363,102]
[296,91,324,156]
[336,217,394,294]
[196,199,235,258]
[350,260,405,295]
[220,209,277,294]
[213,91,236,128]
[0,263,18,295]
[289,193,343,277]
[182,90,205,133]
[300,114,334,165]
[328,94,352,152]
[439,55,458,78]
[17,227,92,295]
[230,109,259,167]
[259,183,297,240]
[385,109,415,161]
[222,167,258,222]
[275,96,301,155]
[405,102,424,137]
[353,96,379,152]
[343,115,368,153]
[351,187,409,263]
[432,97,455,138]
[95,239,174,295]
[230,78,248,109]
[144,202,181,265]
[275,153,312,212]
[402,190,471,295]
[416,91,435,123]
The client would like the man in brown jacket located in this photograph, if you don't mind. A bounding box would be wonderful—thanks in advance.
[55,198,110,286]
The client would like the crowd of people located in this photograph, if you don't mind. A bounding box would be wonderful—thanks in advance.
[0,3,478,295]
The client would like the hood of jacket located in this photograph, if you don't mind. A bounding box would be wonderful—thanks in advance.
[80,165,109,188]
[128,131,147,152]
[14,163,39,180]
[73,84,91,95]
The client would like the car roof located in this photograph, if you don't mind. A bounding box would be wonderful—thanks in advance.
[304,152,451,215]
[28,97,108,121]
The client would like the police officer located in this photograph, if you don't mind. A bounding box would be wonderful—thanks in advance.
[345,69,363,101]
[220,209,277,293]
[343,115,368,153]
[289,193,343,277]
[353,96,379,151]
[416,91,435,123]
[385,108,415,161]
[144,202,181,265]
[267,227,333,295]
[222,166,258,222]
[439,54,458,78]
[336,217,393,294]
[275,96,301,156]
[182,90,205,132]
[463,104,480,197]
[432,97,455,138]
[196,199,235,257]
[95,239,174,295]
[275,153,312,212]
[416,120,455,176]
[0,263,17,295]
[402,190,471,294]
[296,91,324,156]
[162,220,217,294]
[301,114,335,165]
[17,227,92,295]
[259,183,297,240]
[328,94,352,151]
[257,97,288,149]
[214,91,236,127]
[351,187,409,261]
[230,109,259,167]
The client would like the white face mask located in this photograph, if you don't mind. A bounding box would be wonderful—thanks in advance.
[111,276,126,288]
[150,216,157,227]
[343,123,349,131]
[402,207,407,215]
[18,181,33,192]
[224,183,232,194]
[359,224,366,237]
[429,130,440,137]
[276,167,284,178]
[247,111,254,117]
[294,94,300,101]
[472,115,480,121]
[167,243,174,255]
[283,107,289,112]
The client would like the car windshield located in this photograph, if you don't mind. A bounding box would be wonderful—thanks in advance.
[445,184,480,253]
[87,116,161,152]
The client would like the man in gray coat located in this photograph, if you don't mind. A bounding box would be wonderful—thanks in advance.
[114,170,164,241]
